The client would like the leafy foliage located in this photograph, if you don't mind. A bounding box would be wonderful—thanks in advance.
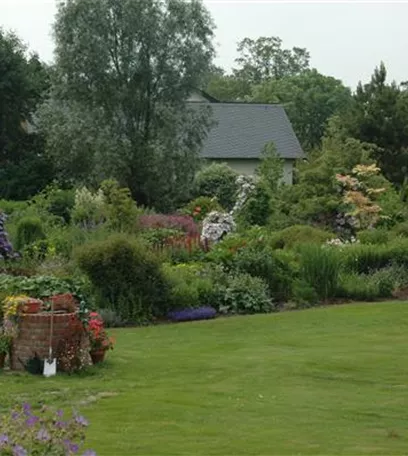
[164,263,214,310]
[40,0,215,210]
[76,235,169,323]
[298,245,342,300]
[251,69,352,150]
[343,62,408,186]
[234,36,310,84]
[0,30,54,200]
[194,163,239,211]
[232,248,295,302]
[181,196,223,222]
[269,225,334,249]
[0,403,95,456]
[216,273,274,315]
[15,217,45,251]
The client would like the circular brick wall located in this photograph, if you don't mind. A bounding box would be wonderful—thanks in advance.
[10,312,88,371]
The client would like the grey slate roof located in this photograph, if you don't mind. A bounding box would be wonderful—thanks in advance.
[189,102,304,160]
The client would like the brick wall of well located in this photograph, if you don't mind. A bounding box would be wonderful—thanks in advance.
[10,312,84,371]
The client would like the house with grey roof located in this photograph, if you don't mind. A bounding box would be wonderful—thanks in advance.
[188,90,304,185]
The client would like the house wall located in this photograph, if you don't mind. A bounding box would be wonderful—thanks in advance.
[208,158,294,185]
[188,92,211,102]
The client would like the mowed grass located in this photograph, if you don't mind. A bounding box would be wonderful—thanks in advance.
[1,302,408,455]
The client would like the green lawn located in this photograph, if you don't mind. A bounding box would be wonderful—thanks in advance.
[1,302,408,455]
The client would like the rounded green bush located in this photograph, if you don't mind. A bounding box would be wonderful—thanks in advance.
[217,273,274,315]
[76,234,170,323]
[194,163,238,211]
[269,225,334,249]
[233,247,295,302]
[15,216,46,251]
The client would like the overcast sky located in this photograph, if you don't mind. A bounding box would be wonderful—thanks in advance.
[1,0,408,88]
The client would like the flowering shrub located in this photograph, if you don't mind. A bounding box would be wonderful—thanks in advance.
[139,214,199,236]
[0,212,18,260]
[87,312,114,352]
[325,237,359,247]
[231,175,256,215]
[3,296,30,321]
[201,211,236,244]
[180,197,223,222]
[72,186,106,229]
[336,163,386,231]
[0,403,96,456]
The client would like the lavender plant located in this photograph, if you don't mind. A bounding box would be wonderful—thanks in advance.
[0,403,96,456]
[0,212,18,260]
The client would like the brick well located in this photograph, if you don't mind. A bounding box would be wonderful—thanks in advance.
[10,312,86,371]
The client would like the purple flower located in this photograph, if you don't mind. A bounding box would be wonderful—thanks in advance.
[22,403,31,414]
[12,445,27,456]
[0,434,9,447]
[75,415,89,427]
[63,440,80,454]
[55,420,66,428]
[25,415,39,427]
[56,409,64,418]
[36,428,51,442]
[11,411,19,420]
[69,443,80,453]
[82,451,97,456]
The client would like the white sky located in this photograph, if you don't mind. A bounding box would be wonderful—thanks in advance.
[1,0,408,88]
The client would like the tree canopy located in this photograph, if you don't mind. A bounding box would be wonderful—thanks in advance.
[40,0,215,210]
[0,29,53,200]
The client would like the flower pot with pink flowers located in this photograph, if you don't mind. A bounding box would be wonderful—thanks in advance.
[87,312,114,364]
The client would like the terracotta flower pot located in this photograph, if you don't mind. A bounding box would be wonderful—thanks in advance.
[0,352,6,369]
[21,299,42,314]
[90,349,106,364]
[49,293,78,313]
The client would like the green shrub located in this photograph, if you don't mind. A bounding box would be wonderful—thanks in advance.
[163,263,214,309]
[0,200,28,216]
[72,186,106,228]
[343,239,408,274]
[338,268,396,301]
[0,274,88,301]
[180,196,223,222]
[140,228,182,246]
[358,229,390,245]
[100,179,140,231]
[392,221,408,238]
[194,163,238,211]
[238,181,271,227]
[291,279,319,308]
[216,273,275,315]
[46,188,75,224]
[15,217,46,251]
[298,245,342,301]
[98,308,127,328]
[76,234,169,323]
[232,248,295,302]
[269,225,334,249]
[205,233,249,268]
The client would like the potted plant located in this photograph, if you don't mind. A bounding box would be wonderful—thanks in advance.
[0,329,12,368]
[48,293,78,313]
[21,297,43,314]
[87,312,114,364]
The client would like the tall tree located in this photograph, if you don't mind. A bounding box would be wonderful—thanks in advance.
[251,69,352,150]
[41,0,215,210]
[344,62,408,186]
[233,36,310,85]
[0,29,53,200]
